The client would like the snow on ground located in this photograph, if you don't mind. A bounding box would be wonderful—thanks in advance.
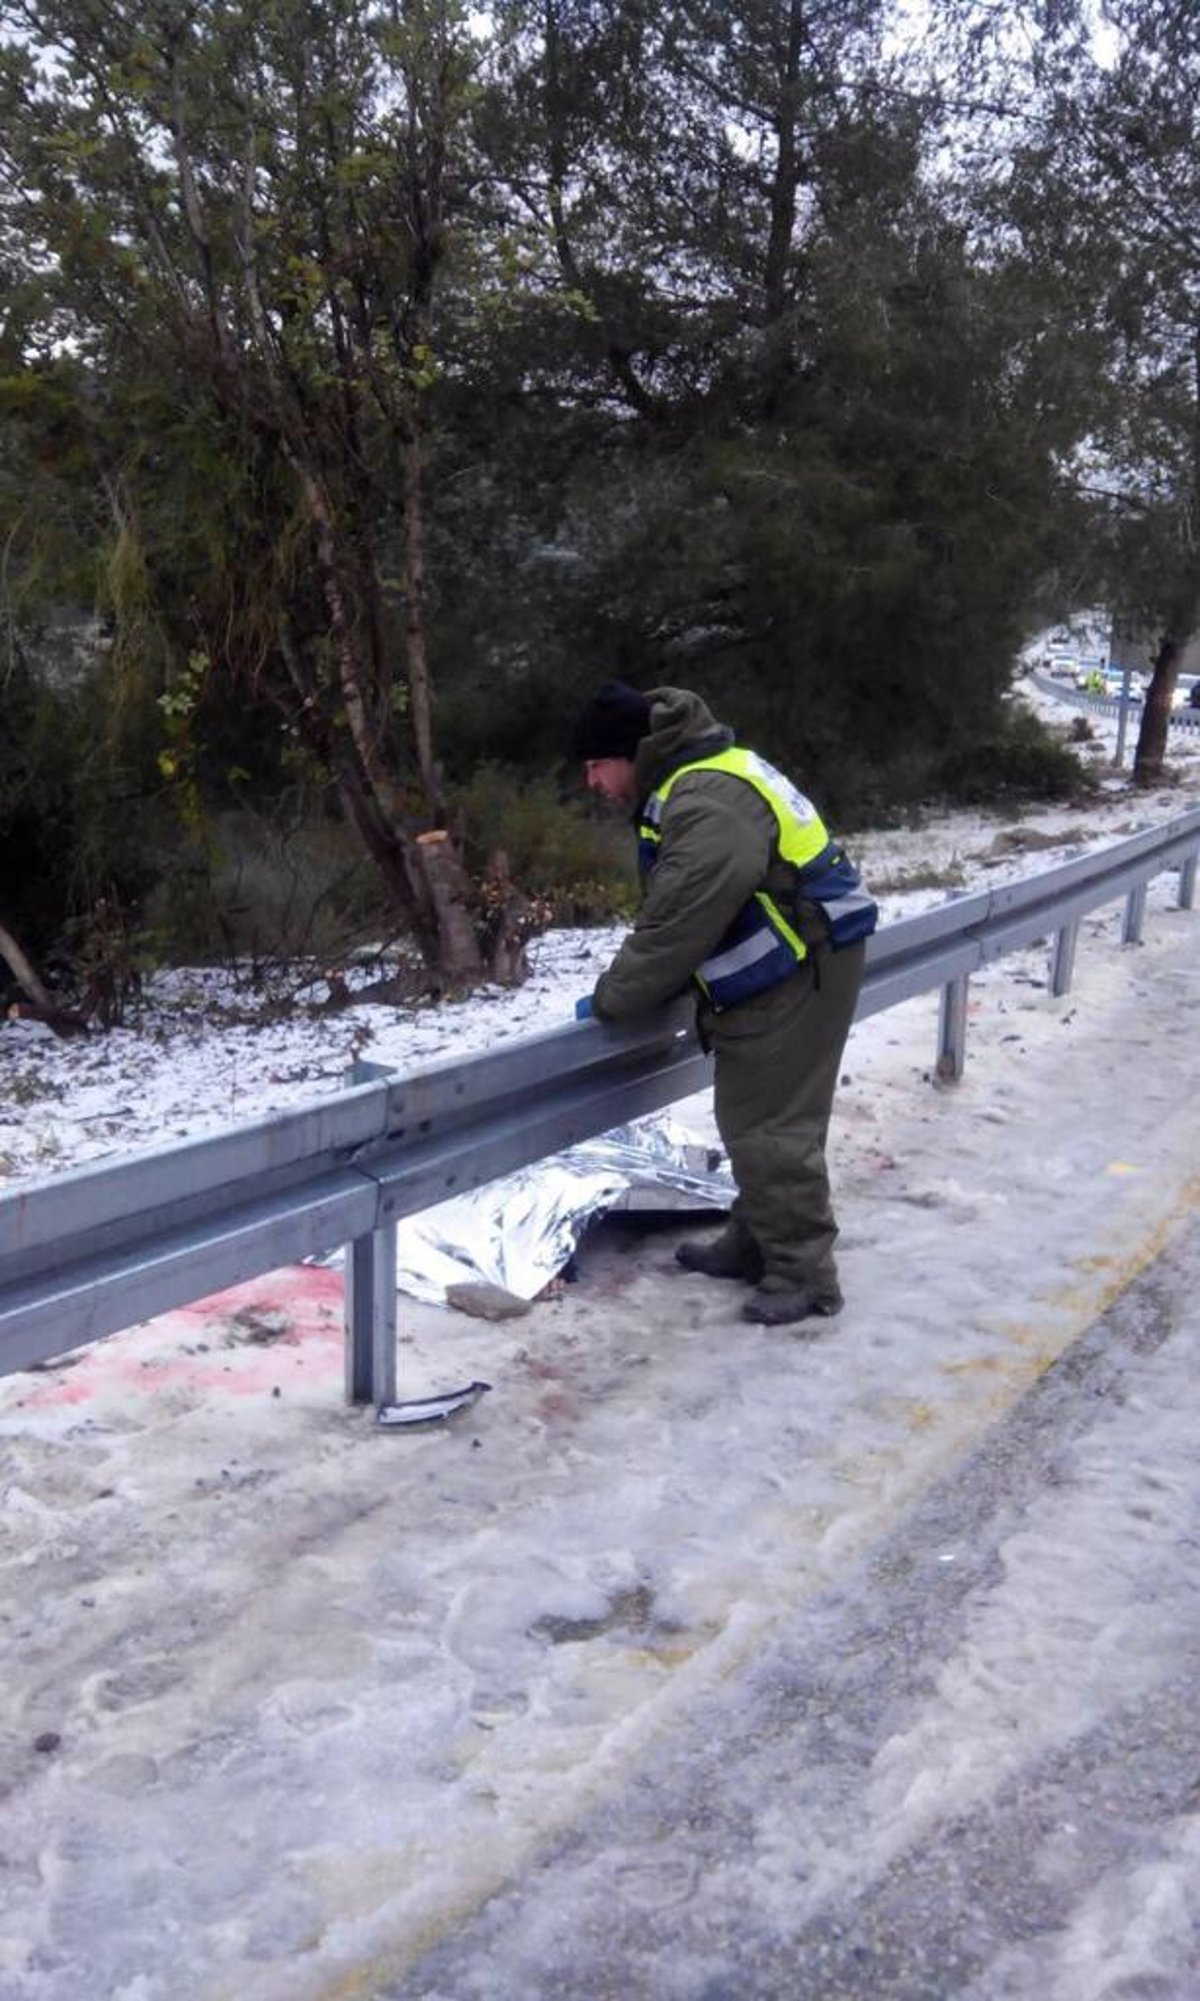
[0,681,1198,2001]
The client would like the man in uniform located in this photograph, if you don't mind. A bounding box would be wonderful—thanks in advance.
[574,680,875,1328]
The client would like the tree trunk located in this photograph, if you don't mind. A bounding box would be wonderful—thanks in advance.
[1137,323,1200,784]
[0,918,55,1011]
[478,849,543,986]
[292,461,408,817]
[1133,627,1193,784]
[276,627,444,970]
[1128,326,1192,780]
[0,918,90,1037]
[332,751,441,965]
[400,407,445,829]
[542,0,659,419]
[284,465,485,987]
[763,0,806,323]
[389,9,485,984]
[415,831,485,984]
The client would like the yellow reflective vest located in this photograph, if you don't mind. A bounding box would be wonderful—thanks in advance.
[638,747,877,1010]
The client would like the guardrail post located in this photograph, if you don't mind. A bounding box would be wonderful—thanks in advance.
[1122,883,1147,945]
[936,974,970,1082]
[1180,854,1198,909]
[345,1223,398,1406]
[1050,919,1080,997]
[344,1055,399,1408]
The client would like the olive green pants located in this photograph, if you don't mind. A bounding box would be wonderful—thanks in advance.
[707,940,864,1293]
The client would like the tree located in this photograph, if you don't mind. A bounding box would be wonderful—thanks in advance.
[0,0,516,983]
[1,0,1119,917]
[1084,3,1200,783]
[447,0,1098,810]
[988,0,1200,783]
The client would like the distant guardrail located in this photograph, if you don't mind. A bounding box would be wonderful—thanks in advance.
[1031,670,1200,732]
[2,809,1198,1407]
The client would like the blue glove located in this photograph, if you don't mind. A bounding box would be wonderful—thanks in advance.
[574,995,595,1021]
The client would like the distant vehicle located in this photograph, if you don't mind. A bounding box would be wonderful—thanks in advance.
[1170,675,1200,711]
[1186,677,1200,711]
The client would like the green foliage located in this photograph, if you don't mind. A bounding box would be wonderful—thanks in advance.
[451,764,638,923]
[0,0,1170,973]
[932,711,1095,807]
[62,893,157,1028]
[155,649,212,844]
[141,808,391,962]
[0,632,171,961]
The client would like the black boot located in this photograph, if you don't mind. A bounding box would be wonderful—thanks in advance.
[675,1226,764,1283]
[742,1283,844,1327]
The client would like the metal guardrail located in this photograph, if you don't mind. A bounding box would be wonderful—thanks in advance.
[2,807,1198,1407]
[1031,669,1200,733]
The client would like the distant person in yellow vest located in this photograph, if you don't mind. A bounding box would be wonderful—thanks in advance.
[573,682,877,1328]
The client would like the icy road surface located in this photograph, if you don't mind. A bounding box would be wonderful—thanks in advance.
[386,1224,1200,2001]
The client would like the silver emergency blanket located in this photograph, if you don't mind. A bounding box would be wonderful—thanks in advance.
[394,1111,735,1305]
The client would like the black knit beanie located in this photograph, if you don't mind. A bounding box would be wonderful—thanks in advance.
[572,680,652,760]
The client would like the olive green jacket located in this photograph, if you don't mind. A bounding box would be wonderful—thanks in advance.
[593,686,791,1022]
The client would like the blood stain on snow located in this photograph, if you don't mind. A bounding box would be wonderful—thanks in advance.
[18,1265,346,1409]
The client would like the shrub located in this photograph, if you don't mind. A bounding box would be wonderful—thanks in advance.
[933,712,1095,805]
[141,809,389,963]
[452,763,638,923]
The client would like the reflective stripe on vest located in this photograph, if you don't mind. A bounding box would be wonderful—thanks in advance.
[638,747,860,1010]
